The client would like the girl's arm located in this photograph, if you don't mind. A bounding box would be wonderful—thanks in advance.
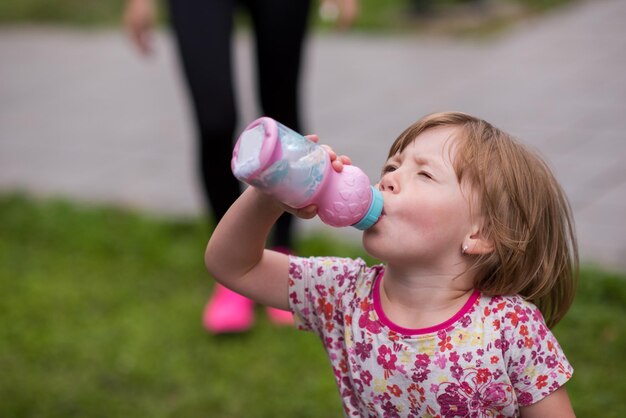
[204,136,349,311]
[521,386,575,418]
[204,187,315,311]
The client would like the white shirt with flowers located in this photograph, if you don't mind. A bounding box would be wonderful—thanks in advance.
[288,256,573,418]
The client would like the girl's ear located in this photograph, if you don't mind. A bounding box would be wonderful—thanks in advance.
[464,226,494,255]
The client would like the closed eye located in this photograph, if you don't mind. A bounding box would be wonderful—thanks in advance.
[418,171,433,179]
[381,165,397,175]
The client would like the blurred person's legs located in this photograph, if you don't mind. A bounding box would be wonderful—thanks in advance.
[167,0,311,331]
[168,0,253,333]
[247,0,311,251]
[247,0,312,324]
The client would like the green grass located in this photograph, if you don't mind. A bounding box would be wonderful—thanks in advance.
[0,0,581,36]
[1,192,624,417]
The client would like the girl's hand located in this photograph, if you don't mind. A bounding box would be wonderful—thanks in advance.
[284,134,352,220]
[306,134,352,172]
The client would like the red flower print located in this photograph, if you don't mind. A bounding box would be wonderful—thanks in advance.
[377,345,398,373]
[476,368,492,384]
[524,336,534,349]
[324,321,335,333]
[334,264,351,287]
[359,312,382,334]
[315,284,328,297]
[355,340,373,361]
[536,375,548,389]
[289,290,301,305]
[408,383,426,404]
[438,392,469,417]
[339,357,349,373]
[437,368,515,416]
[490,356,499,365]
[450,363,463,380]
[360,298,372,312]
[289,262,303,279]
[381,399,401,418]
[539,325,548,339]
[388,384,403,397]
[494,338,510,352]
[492,319,501,331]
[411,353,432,383]
[515,305,530,323]
[358,300,382,334]
[520,324,528,336]
[506,311,519,327]
[438,332,453,352]
[518,391,534,406]
[319,300,333,320]
[411,367,431,383]
[360,370,373,386]
[545,354,558,368]
[415,353,430,368]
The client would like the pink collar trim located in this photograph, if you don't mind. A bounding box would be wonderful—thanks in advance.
[373,270,480,336]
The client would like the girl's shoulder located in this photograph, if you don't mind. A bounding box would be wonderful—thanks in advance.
[290,255,381,276]
[289,255,383,288]
[477,293,547,328]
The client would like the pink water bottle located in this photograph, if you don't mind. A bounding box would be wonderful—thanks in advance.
[231,117,383,230]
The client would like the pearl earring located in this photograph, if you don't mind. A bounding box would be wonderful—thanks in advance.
[462,245,469,254]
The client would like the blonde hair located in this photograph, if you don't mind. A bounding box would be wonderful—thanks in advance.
[389,112,578,328]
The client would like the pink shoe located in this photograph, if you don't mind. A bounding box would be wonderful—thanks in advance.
[266,307,294,325]
[203,284,255,333]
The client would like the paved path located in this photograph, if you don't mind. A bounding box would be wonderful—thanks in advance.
[1,0,625,272]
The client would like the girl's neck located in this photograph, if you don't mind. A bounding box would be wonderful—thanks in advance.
[378,264,475,330]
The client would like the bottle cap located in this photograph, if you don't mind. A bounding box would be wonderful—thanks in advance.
[231,117,280,181]
[352,187,384,230]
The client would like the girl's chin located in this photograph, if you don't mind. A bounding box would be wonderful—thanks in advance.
[362,237,385,260]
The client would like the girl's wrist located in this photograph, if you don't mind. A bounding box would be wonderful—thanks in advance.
[245,186,285,216]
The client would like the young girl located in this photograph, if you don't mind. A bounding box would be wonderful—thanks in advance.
[205,111,578,417]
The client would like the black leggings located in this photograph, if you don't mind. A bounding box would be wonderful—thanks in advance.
[167,0,312,248]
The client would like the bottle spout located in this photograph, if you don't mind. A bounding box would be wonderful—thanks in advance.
[352,187,384,230]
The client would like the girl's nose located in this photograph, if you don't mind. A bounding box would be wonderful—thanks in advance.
[378,173,397,193]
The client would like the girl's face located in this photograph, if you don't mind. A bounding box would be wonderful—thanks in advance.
[363,126,478,269]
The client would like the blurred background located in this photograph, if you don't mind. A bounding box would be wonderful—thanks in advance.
[1,0,625,416]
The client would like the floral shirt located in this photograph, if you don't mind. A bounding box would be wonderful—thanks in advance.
[288,256,573,418]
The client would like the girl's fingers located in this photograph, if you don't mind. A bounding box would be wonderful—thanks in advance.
[311,139,353,171]
[294,205,318,219]
[320,144,336,159]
